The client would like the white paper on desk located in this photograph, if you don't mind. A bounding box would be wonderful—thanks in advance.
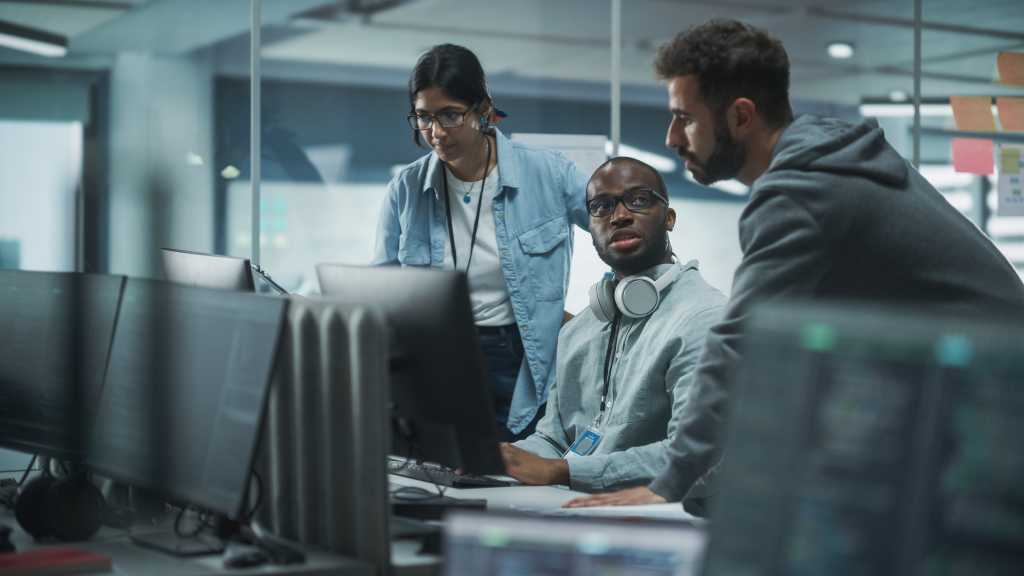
[551,502,707,524]
[997,144,1024,216]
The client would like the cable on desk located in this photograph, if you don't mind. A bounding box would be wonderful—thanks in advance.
[392,410,447,498]
[244,470,263,523]
[17,454,37,487]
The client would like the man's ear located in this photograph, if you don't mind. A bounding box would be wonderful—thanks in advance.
[728,98,757,139]
[665,207,676,232]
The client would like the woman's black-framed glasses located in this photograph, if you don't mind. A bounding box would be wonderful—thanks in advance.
[586,188,668,218]
[407,108,472,131]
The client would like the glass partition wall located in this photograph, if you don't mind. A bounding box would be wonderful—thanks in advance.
[237,0,613,299]
[2,0,1018,298]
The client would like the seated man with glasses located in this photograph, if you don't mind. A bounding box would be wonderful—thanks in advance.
[500,156,726,493]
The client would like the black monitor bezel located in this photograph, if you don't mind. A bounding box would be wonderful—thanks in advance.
[316,263,505,475]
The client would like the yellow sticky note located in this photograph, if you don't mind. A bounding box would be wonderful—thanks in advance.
[996,97,1024,132]
[1001,147,1021,174]
[950,96,996,132]
[997,52,1024,86]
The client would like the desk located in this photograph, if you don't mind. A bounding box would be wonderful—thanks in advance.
[389,474,587,575]
[389,473,588,511]
[2,511,374,576]
[388,474,706,575]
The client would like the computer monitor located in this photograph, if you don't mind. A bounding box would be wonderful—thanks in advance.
[86,278,286,520]
[0,270,124,460]
[161,248,255,292]
[316,264,504,475]
[702,301,1024,576]
[444,511,707,575]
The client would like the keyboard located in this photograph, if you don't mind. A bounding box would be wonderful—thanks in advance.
[387,457,515,488]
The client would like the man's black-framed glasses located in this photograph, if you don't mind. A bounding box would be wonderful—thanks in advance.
[407,108,472,131]
[587,188,668,218]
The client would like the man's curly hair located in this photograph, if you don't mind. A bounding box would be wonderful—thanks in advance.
[655,19,793,129]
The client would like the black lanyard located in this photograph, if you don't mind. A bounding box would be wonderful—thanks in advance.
[442,137,492,272]
[600,313,622,414]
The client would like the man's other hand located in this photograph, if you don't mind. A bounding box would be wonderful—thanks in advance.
[562,486,666,508]
[499,443,569,486]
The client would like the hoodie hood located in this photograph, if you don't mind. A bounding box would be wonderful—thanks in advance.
[765,115,908,188]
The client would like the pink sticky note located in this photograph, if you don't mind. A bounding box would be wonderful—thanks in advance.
[952,138,994,175]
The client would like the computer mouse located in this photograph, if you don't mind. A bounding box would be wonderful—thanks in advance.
[222,543,268,569]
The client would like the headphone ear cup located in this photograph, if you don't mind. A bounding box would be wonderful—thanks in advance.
[47,475,104,542]
[614,276,660,319]
[15,474,56,540]
[588,278,618,323]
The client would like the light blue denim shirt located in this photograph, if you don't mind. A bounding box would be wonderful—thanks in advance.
[372,128,590,433]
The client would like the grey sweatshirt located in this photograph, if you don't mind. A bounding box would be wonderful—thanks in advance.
[649,115,1024,502]
[515,260,726,492]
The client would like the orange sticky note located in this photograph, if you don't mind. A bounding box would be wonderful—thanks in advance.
[950,96,996,132]
[997,52,1024,86]
[952,138,994,175]
[997,97,1024,132]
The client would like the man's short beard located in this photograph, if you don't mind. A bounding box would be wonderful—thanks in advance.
[690,113,746,185]
[595,228,671,277]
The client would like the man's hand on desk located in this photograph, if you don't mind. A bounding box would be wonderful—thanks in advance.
[562,486,666,508]
[499,443,569,486]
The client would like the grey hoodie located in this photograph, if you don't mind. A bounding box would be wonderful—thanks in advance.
[650,115,1024,503]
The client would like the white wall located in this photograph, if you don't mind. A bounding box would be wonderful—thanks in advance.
[564,198,743,313]
[0,120,81,272]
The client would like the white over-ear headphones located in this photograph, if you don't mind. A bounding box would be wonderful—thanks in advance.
[588,261,692,323]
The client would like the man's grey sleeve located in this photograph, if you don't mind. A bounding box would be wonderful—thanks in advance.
[567,304,724,493]
[513,376,570,459]
[649,192,830,501]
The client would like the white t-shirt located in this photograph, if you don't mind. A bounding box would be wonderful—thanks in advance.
[443,164,516,327]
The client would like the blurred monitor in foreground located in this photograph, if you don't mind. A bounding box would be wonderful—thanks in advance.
[0,270,123,460]
[703,301,1024,576]
[316,264,503,475]
[444,511,707,576]
[86,278,286,520]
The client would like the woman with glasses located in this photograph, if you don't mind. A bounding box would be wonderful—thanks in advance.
[373,43,589,442]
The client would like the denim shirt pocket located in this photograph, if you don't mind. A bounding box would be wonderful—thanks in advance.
[397,234,431,266]
[604,384,649,425]
[516,216,569,301]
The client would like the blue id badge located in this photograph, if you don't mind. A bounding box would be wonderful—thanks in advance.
[565,427,603,458]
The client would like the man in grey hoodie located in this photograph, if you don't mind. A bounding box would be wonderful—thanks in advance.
[566,19,1024,509]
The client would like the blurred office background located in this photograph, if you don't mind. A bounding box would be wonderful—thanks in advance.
[0,0,1021,356]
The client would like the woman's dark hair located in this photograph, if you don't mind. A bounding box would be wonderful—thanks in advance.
[654,19,793,129]
[408,43,491,146]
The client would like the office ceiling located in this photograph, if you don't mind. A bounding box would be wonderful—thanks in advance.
[1,0,1022,105]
